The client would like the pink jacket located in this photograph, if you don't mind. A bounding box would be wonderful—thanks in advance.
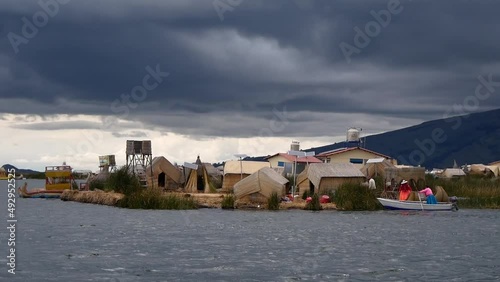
[419,187,433,196]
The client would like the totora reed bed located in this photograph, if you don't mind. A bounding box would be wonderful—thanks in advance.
[61,190,124,206]
[60,190,339,210]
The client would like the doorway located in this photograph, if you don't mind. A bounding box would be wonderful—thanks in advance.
[197,175,204,191]
[158,172,165,188]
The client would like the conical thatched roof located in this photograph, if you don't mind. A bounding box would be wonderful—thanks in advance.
[184,156,212,193]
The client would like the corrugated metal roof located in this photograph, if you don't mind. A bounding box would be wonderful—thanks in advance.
[316,147,390,159]
[366,158,386,164]
[266,153,322,163]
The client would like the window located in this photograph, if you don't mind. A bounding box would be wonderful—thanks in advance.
[277,161,285,167]
[350,158,363,164]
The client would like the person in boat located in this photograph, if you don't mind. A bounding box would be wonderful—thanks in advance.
[419,187,437,204]
[398,180,412,201]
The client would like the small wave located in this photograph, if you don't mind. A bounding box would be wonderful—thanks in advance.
[102,267,126,272]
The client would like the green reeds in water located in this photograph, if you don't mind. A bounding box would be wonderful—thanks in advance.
[221,194,235,209]
[88,179,105,191]
[105,166,142,195]
[267,192,280,210]
[304,193,322,211]
[332,183,382,211]
[425,175,500,209]
[118,189,198,210]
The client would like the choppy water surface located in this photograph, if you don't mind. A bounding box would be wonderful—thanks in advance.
[0,180,499,281]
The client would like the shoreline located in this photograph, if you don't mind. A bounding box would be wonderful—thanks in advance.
[60,190,338,210]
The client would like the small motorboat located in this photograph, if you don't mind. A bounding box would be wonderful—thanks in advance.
[377,197,458,211]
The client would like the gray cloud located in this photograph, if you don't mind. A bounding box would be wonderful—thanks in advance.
[1,0,500,138]
[112,131,148,138]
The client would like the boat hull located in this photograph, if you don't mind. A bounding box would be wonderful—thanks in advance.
[18,183,65,199]
[377,198,455,211]
[20,192,63,199]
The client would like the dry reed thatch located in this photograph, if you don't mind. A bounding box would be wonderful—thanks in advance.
[435,186,449,202]
[61,190,124,206]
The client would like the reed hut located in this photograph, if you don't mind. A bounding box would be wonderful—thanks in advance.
[184,156,212,193]
[467,164,497,177]
[233,167,289,204]
[222,160,271,192]
[360,158,395,178]
[203,162,223,188]
[296,163,366,194]
[384,166,426,189]
[440,168,466,179]
[146,156,182,190]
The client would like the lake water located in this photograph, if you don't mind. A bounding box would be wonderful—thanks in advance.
[0,179,499,281]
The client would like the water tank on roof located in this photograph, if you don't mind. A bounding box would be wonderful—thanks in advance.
[290,140,300,151]
[347,128,361,142]
[126,140,152,155]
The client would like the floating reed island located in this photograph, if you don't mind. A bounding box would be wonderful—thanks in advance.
[60,189,340,210]
[59,163,500,210]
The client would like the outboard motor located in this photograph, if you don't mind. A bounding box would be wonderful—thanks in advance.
[449,196,459,211]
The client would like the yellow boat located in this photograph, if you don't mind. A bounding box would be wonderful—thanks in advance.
[19,165,73,198]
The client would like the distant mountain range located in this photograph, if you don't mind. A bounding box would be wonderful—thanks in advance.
[1,164,41,175]
[304,108,500,169]
[5,109,500,171]
[242,108,500,169]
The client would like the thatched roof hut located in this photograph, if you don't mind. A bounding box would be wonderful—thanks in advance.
[440,168,466,179]
[467,164,497,177]
[296,163,366,194]
[234,167,289,204]
[203,162,223,187]
[146,156,182,190]
[360,158,395,178]
[184,156,212,193]
[384,166,426,189]
[222,160,271,192]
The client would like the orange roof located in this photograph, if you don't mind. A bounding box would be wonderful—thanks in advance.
[315,147,390,159]
[265,153,322,163]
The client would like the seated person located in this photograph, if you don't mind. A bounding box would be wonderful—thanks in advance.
[398,180,412,201]
[419,187,437,204]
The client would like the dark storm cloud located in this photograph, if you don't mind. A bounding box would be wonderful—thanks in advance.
[1,0,500,137]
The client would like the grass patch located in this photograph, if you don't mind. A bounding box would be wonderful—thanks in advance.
[267,192,280,210]
[333,183,382,211]
[304,193,322,211]
[302,190,310,200]
[88,179,105,191]
[221,194,235,209]
[105,166,142,195]
[118,189,198,209]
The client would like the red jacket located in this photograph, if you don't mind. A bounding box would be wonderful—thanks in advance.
[399,183,412,192]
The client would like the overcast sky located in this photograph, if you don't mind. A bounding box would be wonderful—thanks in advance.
[1,0,499,171]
